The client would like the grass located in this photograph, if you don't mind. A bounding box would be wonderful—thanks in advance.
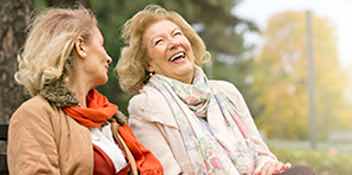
[269,140,352,175]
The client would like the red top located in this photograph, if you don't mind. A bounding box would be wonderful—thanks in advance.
[92,125,163,175]
[93,144,130,175]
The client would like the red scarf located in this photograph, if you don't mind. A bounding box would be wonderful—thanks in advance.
[63,89,163,174]
[118,125,163,175]
[63,89,117,128]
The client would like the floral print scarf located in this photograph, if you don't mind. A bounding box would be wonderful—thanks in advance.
[148,67,276,175]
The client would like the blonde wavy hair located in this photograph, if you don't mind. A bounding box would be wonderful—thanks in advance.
[115,5,210,93]
[15,7,97,96]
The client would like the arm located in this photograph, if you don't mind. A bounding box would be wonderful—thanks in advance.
[233,86,277,161]
[7,100,60,175]
[219,81,290,174]
[129,117,182,175]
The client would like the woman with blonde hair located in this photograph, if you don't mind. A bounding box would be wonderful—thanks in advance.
[116,5,314,175]
[8,6,163,175]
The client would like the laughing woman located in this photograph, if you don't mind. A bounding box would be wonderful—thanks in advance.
[116,5,315,175]
[7,7,162,175]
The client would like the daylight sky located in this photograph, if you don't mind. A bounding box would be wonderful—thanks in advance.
[235,0,352,68]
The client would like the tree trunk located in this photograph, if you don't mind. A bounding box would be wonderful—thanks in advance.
[47,0,90,8]
[0,0,32,123]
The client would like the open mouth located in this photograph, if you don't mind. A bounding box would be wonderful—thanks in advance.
[168,51,186,63]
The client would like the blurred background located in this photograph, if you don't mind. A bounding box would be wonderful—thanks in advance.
[1,0,352,174]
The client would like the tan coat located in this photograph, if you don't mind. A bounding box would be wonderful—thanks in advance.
[7,96,94,175]
[128,80,274,175]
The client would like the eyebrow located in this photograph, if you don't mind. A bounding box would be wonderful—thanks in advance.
[172,27,183,34]
[150,27,180,41]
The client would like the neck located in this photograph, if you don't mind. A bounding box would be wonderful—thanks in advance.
[65,72,92,107]
[179,68,195,84]
[181,73,194,84]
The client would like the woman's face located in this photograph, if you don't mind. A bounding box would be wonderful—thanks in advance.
[143,19,195,83]
[81,27,112,86]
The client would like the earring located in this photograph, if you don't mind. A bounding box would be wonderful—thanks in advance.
[149,72,155,77]
[63,76,70,84]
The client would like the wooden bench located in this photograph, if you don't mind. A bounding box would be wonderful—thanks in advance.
[0,124,8,175]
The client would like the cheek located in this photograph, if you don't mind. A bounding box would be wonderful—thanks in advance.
[148,47,165,62]
[182,39,194,55]
[182,38,192,50]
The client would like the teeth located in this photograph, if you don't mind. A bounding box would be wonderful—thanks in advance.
[169,52,185,62]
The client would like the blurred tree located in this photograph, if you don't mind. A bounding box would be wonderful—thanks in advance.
[0,0,90,123]
[47,0,90,8]
[0,0,32,122]
[90,0,257,113]
[162,0,257,55]
[252,11,351,140]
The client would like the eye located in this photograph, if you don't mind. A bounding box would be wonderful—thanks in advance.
[154,39,163,46]
[174,31,182,36]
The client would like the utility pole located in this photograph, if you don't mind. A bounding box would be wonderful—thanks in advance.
[305,10,317,149]
[205,52,214,79]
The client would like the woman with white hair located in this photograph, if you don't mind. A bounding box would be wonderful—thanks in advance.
[8,7,163,175]
[116,5,314,175]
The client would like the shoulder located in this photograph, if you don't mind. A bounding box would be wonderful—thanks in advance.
[10,95,57,127]
[13,95,55,115]
[128,85,176,127]
[209,80,251,116]
[128,85,166,113]
[20,95,52,107]
[209,80,248,110]
[209,80,236,88]
[209,80,242,97]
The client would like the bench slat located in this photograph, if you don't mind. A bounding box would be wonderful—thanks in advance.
[0,124,8,174]
[0,154,7,174]
[0,125,8,141]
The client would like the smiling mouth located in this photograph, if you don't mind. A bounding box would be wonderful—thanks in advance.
[168,51,186,62]
[104,65,109,72]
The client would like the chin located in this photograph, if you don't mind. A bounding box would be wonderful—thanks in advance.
[95,76,109,86]
[178,65,194,75]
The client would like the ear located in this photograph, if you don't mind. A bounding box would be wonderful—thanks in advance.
[146,62,155,73]
[74,36,87,58]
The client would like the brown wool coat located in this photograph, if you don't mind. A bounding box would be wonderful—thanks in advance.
[7,96,94,174]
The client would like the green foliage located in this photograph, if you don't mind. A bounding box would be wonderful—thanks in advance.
[33,0,48,8]
[251,11,351,139]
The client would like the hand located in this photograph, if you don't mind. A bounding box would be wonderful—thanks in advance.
[254,161,291,175]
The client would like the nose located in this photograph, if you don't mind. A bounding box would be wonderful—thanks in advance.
[106,55,112,64]
[168,37,181,51]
